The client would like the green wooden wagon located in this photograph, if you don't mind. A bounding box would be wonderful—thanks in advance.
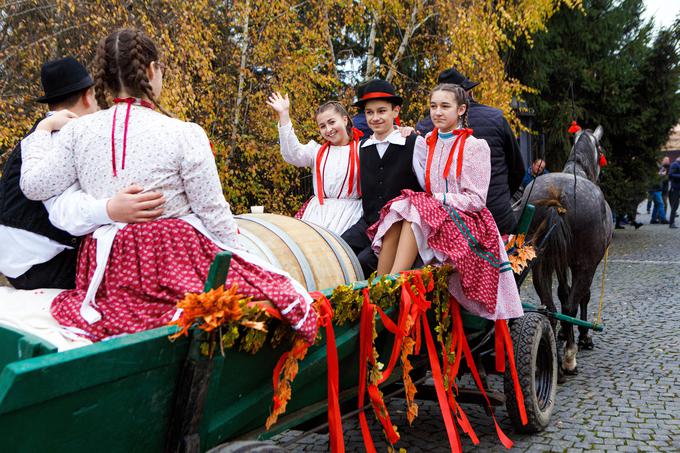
[0,206,602,452]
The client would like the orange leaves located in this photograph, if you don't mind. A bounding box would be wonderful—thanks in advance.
[401,336,419,425]
[265,338,310,430]
[505,234,537,274]
[168,284,260,339]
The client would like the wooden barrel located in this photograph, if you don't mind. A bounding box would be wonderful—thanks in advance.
[235,214,364,292]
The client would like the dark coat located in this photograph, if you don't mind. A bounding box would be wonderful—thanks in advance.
[416,102,525,234]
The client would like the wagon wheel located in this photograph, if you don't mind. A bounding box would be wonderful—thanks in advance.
[210,440,285,453]
[503,312,557,433]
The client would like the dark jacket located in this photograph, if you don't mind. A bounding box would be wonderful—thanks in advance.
[359,134,422,225]
[0,126,80,248]
[416,102,525,234]
[670,161,680,192]
[352,113,372,138]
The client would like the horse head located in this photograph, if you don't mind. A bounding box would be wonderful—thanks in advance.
[564,126,605,183]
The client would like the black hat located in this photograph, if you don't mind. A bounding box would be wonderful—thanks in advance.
[36,57,94,104]
[437,68,480,91]
[353,79,403,108]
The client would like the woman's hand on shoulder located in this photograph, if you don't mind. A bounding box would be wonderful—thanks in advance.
[37,109,78,132]
[398,125,415,137]
[107,185,165,224]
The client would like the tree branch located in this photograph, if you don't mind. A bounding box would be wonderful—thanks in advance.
[386,0,425,83]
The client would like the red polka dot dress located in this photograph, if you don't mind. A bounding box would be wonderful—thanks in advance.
[367,130,522,320]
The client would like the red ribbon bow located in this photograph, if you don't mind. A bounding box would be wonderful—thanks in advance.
[110,97,154,177]
[425,128,473,194]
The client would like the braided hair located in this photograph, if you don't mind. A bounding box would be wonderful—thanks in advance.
[315,101,354,138]
[431,83,469,128]
[93,28,169,115]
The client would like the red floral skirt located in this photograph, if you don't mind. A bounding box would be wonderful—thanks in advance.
[367,190,510,315]
[51,219,317,342]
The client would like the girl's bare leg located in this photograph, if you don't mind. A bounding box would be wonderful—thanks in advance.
[390,221,419,273]
[376,222,402,275]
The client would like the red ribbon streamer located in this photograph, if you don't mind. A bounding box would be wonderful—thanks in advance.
[424,128,473,194]
[110,97,154,177]
[495,320,528,425]
[358,289,377,453]
[311,293,345,453]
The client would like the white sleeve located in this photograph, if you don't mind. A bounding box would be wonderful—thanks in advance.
[45,183,113,236]
[180,122,240,249]
[412,135,427,190]
[20,127,78,200]
[278,122,319,168]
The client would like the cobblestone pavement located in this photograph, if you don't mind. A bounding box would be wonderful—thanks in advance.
[274,207,680,452]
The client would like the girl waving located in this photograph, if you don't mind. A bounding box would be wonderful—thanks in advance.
[267,93,362,235]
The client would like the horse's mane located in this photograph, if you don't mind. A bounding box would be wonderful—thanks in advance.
[563,131,597,182]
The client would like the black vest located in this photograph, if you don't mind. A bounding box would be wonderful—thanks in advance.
[360,134,422,225]
[0,127,80,248]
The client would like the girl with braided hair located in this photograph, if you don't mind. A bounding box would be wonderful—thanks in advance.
[367,84,522,320]
[20,28,318,343]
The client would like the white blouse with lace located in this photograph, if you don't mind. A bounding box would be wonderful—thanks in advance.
[20,105,240,249]
[278,122,363,235]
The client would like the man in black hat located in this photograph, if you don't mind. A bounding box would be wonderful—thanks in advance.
[341,79,422,276]
[0,57,164,290]
[416,68,525,235]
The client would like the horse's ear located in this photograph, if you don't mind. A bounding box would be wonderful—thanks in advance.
[593,125,603,141]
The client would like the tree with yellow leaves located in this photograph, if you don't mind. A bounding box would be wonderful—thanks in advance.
[1,0,581,214]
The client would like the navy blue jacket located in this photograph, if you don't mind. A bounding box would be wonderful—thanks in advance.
[416,102,525,234]
[670,160,680,191]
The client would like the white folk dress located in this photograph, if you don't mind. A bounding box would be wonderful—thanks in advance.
[278,122,362,235]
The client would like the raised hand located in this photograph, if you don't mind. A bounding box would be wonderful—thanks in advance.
[266,92,292,126]
[107,184,165,223]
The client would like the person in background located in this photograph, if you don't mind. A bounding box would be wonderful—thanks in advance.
[668,156,680,229]
[522,158,549,187]
[416,67,525,235]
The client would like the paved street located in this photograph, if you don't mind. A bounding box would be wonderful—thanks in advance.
[275,208,680,452]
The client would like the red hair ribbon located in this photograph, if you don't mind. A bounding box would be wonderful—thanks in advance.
[568,120,581,134]
[110,97,154,177]
[314,128,363,205]
[424,128,473,194]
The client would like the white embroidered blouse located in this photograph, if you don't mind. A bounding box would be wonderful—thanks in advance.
[278,122,362,235]
[20,105,240,249]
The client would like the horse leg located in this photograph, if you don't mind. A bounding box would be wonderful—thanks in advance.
[577,268,596,351]
[562,268,592,375]
[556,274,570,342]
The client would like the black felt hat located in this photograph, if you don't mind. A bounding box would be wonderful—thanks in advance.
[437,68,480,91]
[36,57,94,103]
[353,79,403,108]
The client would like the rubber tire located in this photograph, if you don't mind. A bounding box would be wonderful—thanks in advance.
[503,312,557,433]
[210,441,285,453]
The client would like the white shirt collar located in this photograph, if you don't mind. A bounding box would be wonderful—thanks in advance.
[361,128,405,148]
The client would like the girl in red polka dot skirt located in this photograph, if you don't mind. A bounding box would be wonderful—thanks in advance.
[367,84,522,320]
[20,28,317,343]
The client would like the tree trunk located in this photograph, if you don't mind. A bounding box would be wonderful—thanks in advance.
[386,0,425,83]
[322,2,339,81]
[365,8,380,79]
[230,0,251,158]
